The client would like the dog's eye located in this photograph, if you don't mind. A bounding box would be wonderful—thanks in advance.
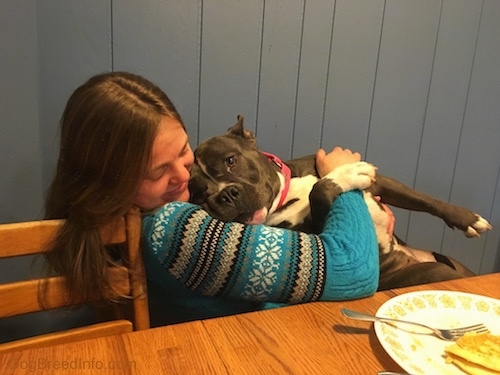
[225,156,236,171]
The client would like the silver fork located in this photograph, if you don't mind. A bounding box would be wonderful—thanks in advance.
[341,308,489,341]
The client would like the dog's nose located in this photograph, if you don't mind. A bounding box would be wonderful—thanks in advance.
[218,186,240,204]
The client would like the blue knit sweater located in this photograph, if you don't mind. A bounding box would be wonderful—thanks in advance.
[142,190,378,325]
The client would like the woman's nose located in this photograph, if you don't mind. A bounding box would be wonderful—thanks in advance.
[170,162,191,184]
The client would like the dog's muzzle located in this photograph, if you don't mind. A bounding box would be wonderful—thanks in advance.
[216,185,240,205]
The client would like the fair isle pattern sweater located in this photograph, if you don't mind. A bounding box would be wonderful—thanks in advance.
[142,190,379,323]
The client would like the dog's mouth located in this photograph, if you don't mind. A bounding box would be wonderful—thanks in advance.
[198,184,271,224]
[244,207,268,225]
[204,199,267,224]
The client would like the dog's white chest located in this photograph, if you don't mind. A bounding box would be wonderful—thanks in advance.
[265,174,319,227]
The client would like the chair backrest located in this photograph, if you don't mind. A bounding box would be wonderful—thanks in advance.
[0,208,150,336]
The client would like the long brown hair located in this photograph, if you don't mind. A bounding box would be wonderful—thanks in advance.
[45,71,183,303]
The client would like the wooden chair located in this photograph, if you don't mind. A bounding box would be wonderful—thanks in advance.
[0,208,149,353]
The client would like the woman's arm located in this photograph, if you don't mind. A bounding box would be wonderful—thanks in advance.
[142,189,378,303]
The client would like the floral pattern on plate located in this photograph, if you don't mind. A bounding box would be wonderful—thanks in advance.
[374,290,500,375]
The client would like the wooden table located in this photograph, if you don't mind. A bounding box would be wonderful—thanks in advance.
[1,273,498,374]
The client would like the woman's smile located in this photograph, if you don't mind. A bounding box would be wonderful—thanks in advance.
[162,181,189,201]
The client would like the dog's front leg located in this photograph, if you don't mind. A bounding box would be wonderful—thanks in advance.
[309,162,376,233]
[309,179,343,233]
[368,174,491,237]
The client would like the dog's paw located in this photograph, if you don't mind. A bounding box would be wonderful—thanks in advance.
[323,161,377,192]
[463,215,492,238]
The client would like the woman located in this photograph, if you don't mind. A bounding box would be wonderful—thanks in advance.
[45,71,379,325]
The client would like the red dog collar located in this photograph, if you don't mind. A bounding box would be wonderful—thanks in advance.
[261,151,291,209]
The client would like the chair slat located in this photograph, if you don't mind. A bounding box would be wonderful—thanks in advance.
[123,209,150,330]
[0,220,63,257]
[0,218,126,258]
[0,267,130,318]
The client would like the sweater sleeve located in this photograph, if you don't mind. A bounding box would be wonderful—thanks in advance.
[142,190,379,303]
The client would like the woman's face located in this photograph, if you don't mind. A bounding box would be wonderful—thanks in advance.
[134,116,194,210]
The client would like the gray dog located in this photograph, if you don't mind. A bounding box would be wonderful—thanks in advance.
[189,115,491,290]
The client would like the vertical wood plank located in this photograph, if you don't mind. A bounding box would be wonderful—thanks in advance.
[291,0,335,158]
[322,0,385,155]
[112,0,201,142]
[37,0,111,189]
[198,0,263,142]
[406,0,482,259]
[256,0,304,157]
[442,0,500,272]
[0,1,42,222]
[367,0,441,237]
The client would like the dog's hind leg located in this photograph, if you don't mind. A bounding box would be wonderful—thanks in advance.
[368,174,491,237]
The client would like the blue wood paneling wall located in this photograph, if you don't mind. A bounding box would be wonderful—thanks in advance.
[0,1,42,222]
[3,0,499,274]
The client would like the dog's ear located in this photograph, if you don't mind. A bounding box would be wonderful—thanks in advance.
[227,115,257,147]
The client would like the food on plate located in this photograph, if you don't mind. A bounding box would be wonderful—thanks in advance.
[444,332,500,374]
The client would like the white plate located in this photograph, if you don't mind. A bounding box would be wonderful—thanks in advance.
[374,290,500,375]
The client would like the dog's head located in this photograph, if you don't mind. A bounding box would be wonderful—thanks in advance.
[189,115,282,224]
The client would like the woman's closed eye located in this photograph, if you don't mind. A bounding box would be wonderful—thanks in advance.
[146,138,192,181]
[147,165,168,181]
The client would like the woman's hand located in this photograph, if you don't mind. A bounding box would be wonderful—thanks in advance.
[315,147,362,178]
